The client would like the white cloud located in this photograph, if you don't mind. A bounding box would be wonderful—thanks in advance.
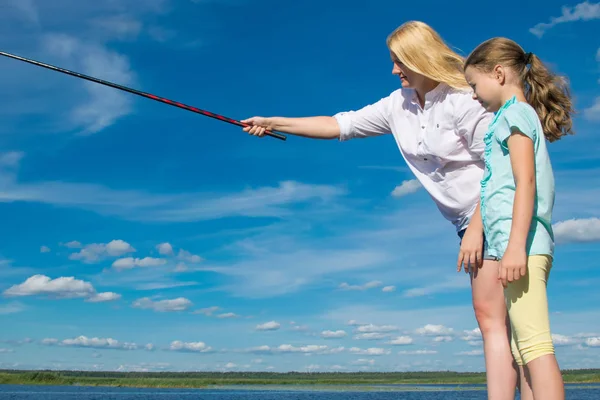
[416,324,454,336]
[256,321,281,331]
[321,330,347,339]
[0,348,15,353]
[177,249,203,264]
[6,0,39,24]
[552,334,575,346]
[156,243,174,256]
[355,324,399,333]
[247,344,344,355]
[354,333,392,340]
[349,347,391,356]
[387,336,414,345]
[86,292,121,303]
[382,285,396,292]
[112,257,166,270]
[69,240,136,263]
[41,34,135,135]
[339,281,382,291]
[193,306,220,316]
[456,350,484,356]
[4,275,94,298]
[398,350,438,355]
[0,301,26,314]
[3,275,121,304]
[350,359,375,366]
[584,98,600,121]
[553,218,600,243]
[132,297,192,312]
[63,241,82,249]
[530,1,600,38]
[391,179,422,198]
[586,337,600,347]
[461,328,482,341]
[217,313,239,319]
[40,246,51,253]
[91,14,142,40]
[403,275,470,298]
[169,341,212,353]
[43,335,137,350]
[434,336,454,342]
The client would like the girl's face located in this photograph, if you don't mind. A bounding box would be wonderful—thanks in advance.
[464,66,503,112]
[390,53,425,89]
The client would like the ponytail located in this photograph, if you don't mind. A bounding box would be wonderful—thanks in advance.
[523,53,574,142]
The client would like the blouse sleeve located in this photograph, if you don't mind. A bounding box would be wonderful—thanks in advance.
[453,92,492,160]
[333,95,392,141]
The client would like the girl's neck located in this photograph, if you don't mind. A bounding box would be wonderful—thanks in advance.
[501,87,527,105]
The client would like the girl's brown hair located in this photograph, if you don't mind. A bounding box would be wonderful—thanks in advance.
[464,37,574,142]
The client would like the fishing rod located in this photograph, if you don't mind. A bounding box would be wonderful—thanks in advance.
[0,50,286,141]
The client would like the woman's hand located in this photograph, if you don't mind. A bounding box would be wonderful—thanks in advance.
[241,117,274,137]
[457,224,484,274]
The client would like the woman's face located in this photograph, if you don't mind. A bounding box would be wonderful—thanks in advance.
[390,52,423,89]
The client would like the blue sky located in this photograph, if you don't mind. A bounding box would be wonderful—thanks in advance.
[0,0,599,373]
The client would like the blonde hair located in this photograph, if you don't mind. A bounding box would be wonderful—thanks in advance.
[464,37,574,142]
[386,21,470,90]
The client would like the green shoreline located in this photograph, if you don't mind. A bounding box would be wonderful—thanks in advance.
[1,369,599,389]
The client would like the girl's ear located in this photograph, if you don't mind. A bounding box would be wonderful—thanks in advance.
[493,64,506,85]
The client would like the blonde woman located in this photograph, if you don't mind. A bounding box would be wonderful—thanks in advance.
[242,21,517,399]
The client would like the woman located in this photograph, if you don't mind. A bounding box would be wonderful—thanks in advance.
[242,21,517,399]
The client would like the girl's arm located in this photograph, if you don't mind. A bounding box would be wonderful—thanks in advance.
[498,130,535,287]
[506,131,536,252]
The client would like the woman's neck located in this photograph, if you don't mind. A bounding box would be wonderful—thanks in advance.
[415,80,440,107]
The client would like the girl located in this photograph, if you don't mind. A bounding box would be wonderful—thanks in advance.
[464,37,574,400]
[243,21,518,399]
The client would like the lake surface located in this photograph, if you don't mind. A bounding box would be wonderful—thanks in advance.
[1,384,599,399]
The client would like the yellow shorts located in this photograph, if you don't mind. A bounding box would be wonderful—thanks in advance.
[504,254,555,366]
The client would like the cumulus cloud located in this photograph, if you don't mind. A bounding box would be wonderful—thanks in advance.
[529,1,600,38]
[69,240,135,263]
[256,321,281,331]
[132,297,192,312]
[169,341,212,353]
[339,281,383,291]
[247,344,345,355]
[112,257,166,270]
[42,335,137,350]
[3,275,119,303]
[391,179,422,197]
[349,347,391,356]
[156,243,174,256]
[40,246,51,253]
[382,285,396,292]
[387,336,414,345]
[321,330,347,339]
[193,306,220,316]
[217,313,239,319]
[354,333,392,340]
[398,350,437,355]
[355,324,399,333]
[416,324,454,336]
[86,292,121,303]
[553,218,600,244]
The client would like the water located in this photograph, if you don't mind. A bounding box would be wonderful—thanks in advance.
[1,384,599,399]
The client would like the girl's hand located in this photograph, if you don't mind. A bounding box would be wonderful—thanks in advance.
[457,225,484,273]
[498,246,527,288]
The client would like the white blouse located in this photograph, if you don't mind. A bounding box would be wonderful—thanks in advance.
[333,83,492,232]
